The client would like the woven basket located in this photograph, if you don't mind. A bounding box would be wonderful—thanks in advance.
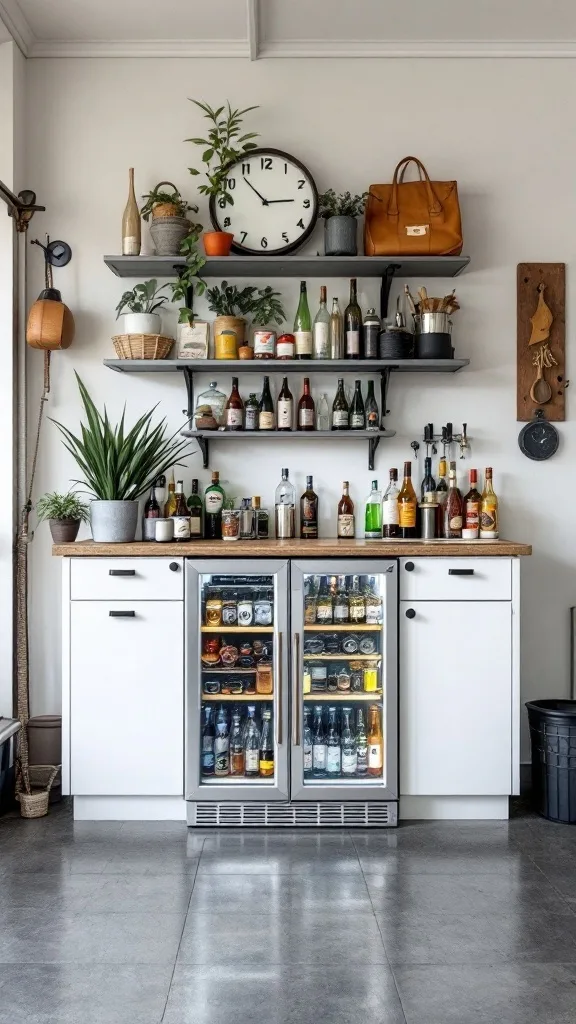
[19,764,61,819]
[112,334,173,359]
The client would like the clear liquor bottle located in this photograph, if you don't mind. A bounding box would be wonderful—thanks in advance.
[313,285,330,359]
[244,713,260,778]
[326,706,341,777]
[303,707,313,778]
[341,707,357,776]
[349,575,366,623]
[214,707,230,777]
[329,297,344,359]
[334,575,350,623]
[274,468,296,539]
[312,706,327,778]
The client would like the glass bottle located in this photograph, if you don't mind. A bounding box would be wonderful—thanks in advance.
[365,381,379,432]
[229,712,244,776]
[312,706,327,778]
[300,475,318,539]
[294,280,312,359]
[204,471,225,540]
[480,467,499,539]
[463,468,482,540]
[315,576,333,624]
[331,378,349,430]
[224,377,244,431]
[297,377,315,431]
[363,308,380,360]
[122,167,141,255]
[143,484,160,541]
[274,467,295,539]
[382,468,399,539]
[244,712,260,778]
[329,297,344,359]
[316,393,330,431]
[252,496,269,539]
[214,707,230,777]
[444,461,463,539]
[364,480,383,540]
[277,376,293,432]
[337,481,355,538]
[344,277,362,359]
[201,706,215,776]
[303,707,313,778]
[326,707,341,777]
[186,479,203,539]
[367,705,383,777]
[313,285,330,359]
[244,392,259,432]
[334,575,350,623]
[164,470,177,518]
[304,574,319,625]
[341,707,357,776]
[276,332,295,360]
[348,575,366,623]
[421,456,436,502]
[356,708,368,776]
[349,380,366,429]
[258,376,275,430]
[172,480,191,541]
[398,461,417,539]
[364,576,383,624]
[259,709,274,778]
[154,474,167,513]
[435,458,448,538]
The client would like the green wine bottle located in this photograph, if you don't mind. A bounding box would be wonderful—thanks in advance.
[294,280,312,360]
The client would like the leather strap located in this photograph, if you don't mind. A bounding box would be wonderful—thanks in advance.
[388,156,443,217]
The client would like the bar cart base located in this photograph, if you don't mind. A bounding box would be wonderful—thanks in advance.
[187,801,398,828]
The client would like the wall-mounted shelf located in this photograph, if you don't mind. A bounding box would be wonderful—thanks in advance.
[181,429,396,472]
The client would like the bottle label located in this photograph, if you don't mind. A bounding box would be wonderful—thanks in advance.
[326,747,341,772]
[342,750,357,774]
[346,330,360,356]
[226,408,243,428]
[316,604,332,622]
[294,330,312,356]
[333,410,348,428]
[449,515,463,530]
[245,408,258,430]
[338,513,355,538]
[356,744,368,772]
[173,516,191,539]
[259,758,274,773]
[398,501,416,528]
[366,604,382,625]
[301,497,317,537]
[349,604,365,623]
[276,340,294,358]
[245,749,259,772]
[277,399,293,428]
[259,410,275,429]
[205,491,223,513]
[253,331,275,355]
[465,500,480,529]
[122,236,140,255]
[383,497,399,526]
[303,746,313,771]
[215,748,229,774]
[313,744,326,770]
[299,408,314,427]
[189,515,202,537]
[368,743,383,770]
[350,413,365,428]
[480,507,498,534]
[313,322,330,358]
[334,604,349,621]
[367,411,379,429]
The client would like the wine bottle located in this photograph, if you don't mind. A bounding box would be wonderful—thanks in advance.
[398,461,417,538]
[142,485,160,541]
[297,377,315,431]
[444,461,463,539]
[300,476,318,539]
[365,380,379,432]
[337,481,355,538]
[122,168,141,255]
[435,457,448,538]
[480,467,499,540]
[204,471,225,540]
[313,286,330,359]
[349,380,366,429]
[277,376,293,432]
[364,480,382,539]
[463,468,482,540]
[164,470,177,518]
[382,468,399,539]
[294,280,312,359]
[186,479,203,538]
[224,377,244,431]
[330,297,344,359]
[331,378,349,431]
[344,278,362,359]
[258,376,275,430]
[420,456,436,502]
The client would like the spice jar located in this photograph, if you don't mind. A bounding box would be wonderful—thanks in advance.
[237,595,253,626]
[222,508,241,541]
[256,660,273,694]
[205,591,223,626]
[254,592,273,626]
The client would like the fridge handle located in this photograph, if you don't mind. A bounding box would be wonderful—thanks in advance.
[292,632,300,746]
[277,631,283,746]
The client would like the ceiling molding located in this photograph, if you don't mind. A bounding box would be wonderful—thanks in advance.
[247,0,259,61]
[258,39,576,58]
[28,38,249,58]
[0,0,34,56]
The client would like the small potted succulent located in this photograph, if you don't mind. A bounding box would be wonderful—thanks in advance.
[319,189,368,256]
[36,491,90,544]
[141,181,202,256]
[115,278,170,335]
[206,280,285,351]
[187,99,260,255]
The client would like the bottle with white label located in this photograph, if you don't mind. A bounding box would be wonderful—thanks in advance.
[349,380,366,429]
[367,705,383,777]
[313,285,330,359]
[326,707,341,777]
[356,709,368,776]
[277,376,293,431]
[204,471,225,540]
[312,706,327,778]
[294,280,312,359]
[332,378,349,431]
[303,707,313,778]
[341,708,357,776]
[344,277,362,359]
[258,376,275,430]
[337,481,355,538]
[171,480,191,541]
[297,377,315,431]
[382,468,399,539]
[224,377,244,431]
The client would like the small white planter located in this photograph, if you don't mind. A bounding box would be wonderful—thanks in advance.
[124,312,161,335]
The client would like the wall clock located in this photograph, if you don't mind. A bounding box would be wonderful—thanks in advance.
[518,409,559,460]
[209,148,318,256]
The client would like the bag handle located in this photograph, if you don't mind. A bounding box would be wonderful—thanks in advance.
[388,156,443,218]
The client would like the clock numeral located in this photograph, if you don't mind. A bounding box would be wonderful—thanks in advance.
[223,217,231,228]
[227,177,236,190]
[240,231,248,244]
[303,199,311,209]
[297,179,305,189]
[284,163,288,174]
[282,232,289,243]
[296,219,305,229]
[260,237,268,249]
[242,162,250,175]
[261,157,273,170]
[218,196,226,209]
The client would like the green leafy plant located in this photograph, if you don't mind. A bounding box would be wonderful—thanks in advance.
[170,229,207,324]
[115,279,170,319]
[51,374,193,501]
[187,100,259,206]
[319,189,368,219]
[140,184,198,223]
[36,491,90,523]
[206,280,285,326]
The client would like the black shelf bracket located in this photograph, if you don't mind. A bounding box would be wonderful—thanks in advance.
[368,436,380,472]
[197,436,209,468]
[380,368,392,421]
[182,366,195,420]
[380,264,399,320]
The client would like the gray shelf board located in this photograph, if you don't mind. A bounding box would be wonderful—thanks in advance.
[104,254,470,279]
[181,429,397,440]
[103,358,470,374]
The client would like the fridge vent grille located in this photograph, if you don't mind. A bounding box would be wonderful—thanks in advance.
[190,802,397,828]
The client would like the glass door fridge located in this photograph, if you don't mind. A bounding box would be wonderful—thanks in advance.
[290,560,397,802]
[185,560,289,802]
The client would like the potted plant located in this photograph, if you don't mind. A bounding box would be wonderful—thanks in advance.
[319,189,368,256]
[187,99,260,256]
[141,181,202,257]
[51,374,193,543]
[206,280,285,350]
[115,279,170,335]
[36,491,90,544]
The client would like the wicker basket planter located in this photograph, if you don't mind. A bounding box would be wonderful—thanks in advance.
[19,764,61,819]
[112,334,173,360]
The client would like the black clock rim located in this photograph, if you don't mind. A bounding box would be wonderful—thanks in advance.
[208,147,319,257]
[518,420,559,461]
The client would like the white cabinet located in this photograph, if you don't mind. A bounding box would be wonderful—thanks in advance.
[70,600,184,796]
[400,600,513,796]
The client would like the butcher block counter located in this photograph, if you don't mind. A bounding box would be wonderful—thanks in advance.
[53,538,531,557]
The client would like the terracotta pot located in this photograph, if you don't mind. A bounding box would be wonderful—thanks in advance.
[48,518,80,544]
[203,231,234,256]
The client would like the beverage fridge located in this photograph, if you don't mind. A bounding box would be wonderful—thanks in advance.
[185,559,397,827]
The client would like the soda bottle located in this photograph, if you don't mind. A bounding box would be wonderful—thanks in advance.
[201,706,215,776]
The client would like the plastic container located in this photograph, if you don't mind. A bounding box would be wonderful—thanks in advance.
[0,717,20,815]
[526,699,576,822]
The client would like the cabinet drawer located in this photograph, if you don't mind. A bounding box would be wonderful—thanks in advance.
[71,558,183,600]
[400,557,511,601]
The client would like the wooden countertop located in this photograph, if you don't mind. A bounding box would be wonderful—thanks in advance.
[53,538,532,557]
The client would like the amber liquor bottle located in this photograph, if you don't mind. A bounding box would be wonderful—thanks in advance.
[398,462,417,539]
[444,461,463,539]
[463,468,482,540]
[300,476,319,539]
[297,377,315,431]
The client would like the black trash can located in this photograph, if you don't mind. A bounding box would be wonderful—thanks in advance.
[526,699,576,823]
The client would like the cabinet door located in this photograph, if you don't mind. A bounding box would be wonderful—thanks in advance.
[400,601,512,796]
[71,602,183,795]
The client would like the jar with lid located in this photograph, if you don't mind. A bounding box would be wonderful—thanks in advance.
[349,661,364,691]
[363,661,379,692]
[256,660,273,694]
[222,591,238,626]
[253,330,276,359]
[195,382,226,428]
[237,594,254,626]
[337,665,351,691]
[205,591,223,626]
[254,591,273,626]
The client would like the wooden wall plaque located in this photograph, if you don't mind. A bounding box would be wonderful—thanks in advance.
[517,262,566,421]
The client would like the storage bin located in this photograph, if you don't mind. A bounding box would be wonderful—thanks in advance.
[526,699,576,823]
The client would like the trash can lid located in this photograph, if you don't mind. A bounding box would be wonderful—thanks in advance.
[27,716,62,729]
[526,699,576,717]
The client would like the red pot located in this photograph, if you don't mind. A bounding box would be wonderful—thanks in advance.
[203,231,234,256]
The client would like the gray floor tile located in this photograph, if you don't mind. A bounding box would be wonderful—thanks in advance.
[202,831,354,852]
[0,907,185,964]
[164,963,406,1024]
[366,870,568,914]
[177,911,387,965]
[187,872,372,914]
[393,963,576,1023]
[357,847,536,875]
[1,847,111,874]
[101,853,200,875]
[84,874,195,913]
[197,848,361,875]
[0,963,172,1024]
[0,873,100,911]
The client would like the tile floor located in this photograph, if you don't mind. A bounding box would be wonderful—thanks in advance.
[1,803,576,1022]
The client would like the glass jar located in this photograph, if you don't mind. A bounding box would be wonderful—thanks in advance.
[337,666,351,691]
[222,591,238,626]
[195,382,226,427]
[205,591,223,626]
[237,595,253,626]
[222,509,241,541]
[349,661,364,692]
[256,660,273,694]
[363,661,379,692]
[253,330,276,359]
[215,329,238,359]
[254,593,273,626]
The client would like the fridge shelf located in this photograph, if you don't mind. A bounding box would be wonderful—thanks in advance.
[201,626,275,633]
[201,693,272,702]
[303,653,381,661]
[303,692,383,701]
[201,774,275,784]
[304,624,381,632]
[201,667,257,674]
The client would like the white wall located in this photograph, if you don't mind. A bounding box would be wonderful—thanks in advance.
[25,56,576,756]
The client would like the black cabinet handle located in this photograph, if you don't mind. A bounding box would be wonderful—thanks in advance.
[405,608,416,619]
[169,562,180,572]
[109,569,136,577]
[448,569,475,576]
[109,610,136,617]
[405,561,415,572]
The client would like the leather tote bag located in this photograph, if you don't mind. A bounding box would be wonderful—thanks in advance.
[364,156,463,256]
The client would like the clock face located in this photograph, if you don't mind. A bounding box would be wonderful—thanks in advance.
[518,419,559,460]
[209,148,318,255]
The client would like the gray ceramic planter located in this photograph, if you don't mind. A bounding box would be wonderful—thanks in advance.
[324,215,357,256]
[150,216,190,256]
[90,500,138,543]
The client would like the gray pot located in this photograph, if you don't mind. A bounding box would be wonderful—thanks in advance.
[324,215,357,256]
[49,518,80,544]
[90,500,138,543]
[150,216,190,256]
